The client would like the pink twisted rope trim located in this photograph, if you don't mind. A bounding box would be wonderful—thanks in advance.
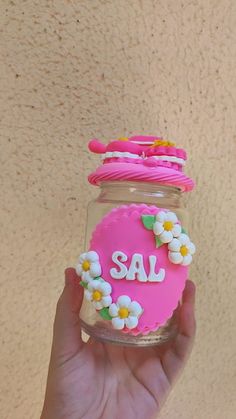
[88,162,194,192]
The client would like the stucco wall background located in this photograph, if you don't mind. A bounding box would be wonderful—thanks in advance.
[0,1,236,418]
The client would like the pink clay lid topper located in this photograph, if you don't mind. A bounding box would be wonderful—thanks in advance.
[88,135,195,192]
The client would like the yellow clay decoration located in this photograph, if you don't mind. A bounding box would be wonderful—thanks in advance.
[163,221,173,231]
[92,290,102,301]
[118,307,129,319]
[180,245,188,257]
[82,260,91,271]
[153,139,175,147]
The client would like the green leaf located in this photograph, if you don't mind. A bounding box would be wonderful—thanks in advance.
[141,215,155,230]
[155,236,164,248]
[99,307,112,320]
[181,227,188,235]
[80,281,88,289]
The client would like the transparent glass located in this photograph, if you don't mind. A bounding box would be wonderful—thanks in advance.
[80,181,188,347]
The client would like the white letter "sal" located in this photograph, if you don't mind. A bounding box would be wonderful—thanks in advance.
[110,251,128,279]
[110,251,165,282]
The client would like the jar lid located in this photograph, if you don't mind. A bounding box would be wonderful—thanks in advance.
[88,135,194,192]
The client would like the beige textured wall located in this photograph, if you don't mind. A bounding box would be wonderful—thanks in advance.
[1,1,236,418]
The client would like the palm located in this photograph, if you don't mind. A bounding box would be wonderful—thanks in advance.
[41,270,196,419]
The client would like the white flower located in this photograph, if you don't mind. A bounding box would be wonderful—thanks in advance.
[168,233,196,266]
[153,211,181,243]
[109,295,143,330]
[76,251,101,283]
[84,278,112,310]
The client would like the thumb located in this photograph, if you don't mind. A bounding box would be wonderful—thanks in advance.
[50,268,84,366]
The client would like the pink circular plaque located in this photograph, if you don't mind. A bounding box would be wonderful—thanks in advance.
[90,204,188,335]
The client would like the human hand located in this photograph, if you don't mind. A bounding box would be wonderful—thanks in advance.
[41,268,196,419]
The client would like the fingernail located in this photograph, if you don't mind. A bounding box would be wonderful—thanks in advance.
[64,267,78,287]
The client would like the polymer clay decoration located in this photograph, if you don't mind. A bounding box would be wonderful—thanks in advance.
[76,204,195,335]
[109,296,143,330]
[110,251,166,282]
[88,136,194,192]
[76,251,101,284]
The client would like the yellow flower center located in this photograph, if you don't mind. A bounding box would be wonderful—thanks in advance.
[82,260,90,271]
[118,137,129,141]
[92,290,102,301]
[163,221,173,231]
[118,307,129,319]
[180,245,188,256]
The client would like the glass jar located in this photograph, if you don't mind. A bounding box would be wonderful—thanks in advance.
[80,180,188,347]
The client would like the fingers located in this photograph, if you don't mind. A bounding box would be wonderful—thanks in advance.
[182,279,196,308]
[179,279,196,339]
[159,279,196,384]
[50,268,84,366]
[173,279,196,360]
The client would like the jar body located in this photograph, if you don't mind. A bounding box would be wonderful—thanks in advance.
[80,181,188,347]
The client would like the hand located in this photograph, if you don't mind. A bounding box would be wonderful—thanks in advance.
[41,268,196,419]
